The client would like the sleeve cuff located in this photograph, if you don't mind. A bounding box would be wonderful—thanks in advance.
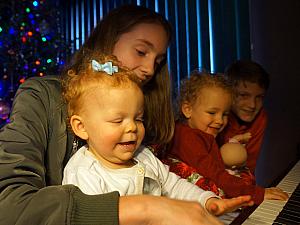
[70,187,120,225]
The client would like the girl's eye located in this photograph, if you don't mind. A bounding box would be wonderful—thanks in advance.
[136,49,146,56]
[136,117,144,122]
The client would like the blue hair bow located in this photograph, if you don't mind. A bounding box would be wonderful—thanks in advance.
[91,60,119,75]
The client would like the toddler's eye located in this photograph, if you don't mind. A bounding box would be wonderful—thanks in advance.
[207,112,216,115]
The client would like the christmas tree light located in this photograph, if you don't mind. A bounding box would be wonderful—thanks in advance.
[0,1,69,127]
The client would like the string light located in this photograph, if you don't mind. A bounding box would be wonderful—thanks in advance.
[0,0,67,120]
[33,1,39,7]
[19,78,26,83]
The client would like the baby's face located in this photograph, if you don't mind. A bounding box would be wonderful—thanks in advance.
[183,87,232,137]
[79,84,145,169]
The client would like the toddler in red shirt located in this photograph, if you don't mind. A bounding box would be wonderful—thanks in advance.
[162,71,288,205]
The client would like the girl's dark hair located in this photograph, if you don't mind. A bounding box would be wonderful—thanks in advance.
[65,4,172,74]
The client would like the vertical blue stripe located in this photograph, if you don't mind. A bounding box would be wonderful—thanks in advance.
[164,0,171,74]
[174,0,180,90]
[87,0,91,35]
[70,4,74,53]
[208,0,215,72]
[155,0,159,12]
[136,0,141,6]
[81,1,85,44]
[99,0,103,20]
[75,0,80,50]
[185,0,190,75]
[93,0,97,28]
[65,4,69,52]
[196,0,202,69]
[234,0,240,59]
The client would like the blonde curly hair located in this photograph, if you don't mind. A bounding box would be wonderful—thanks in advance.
[61,53,141,129]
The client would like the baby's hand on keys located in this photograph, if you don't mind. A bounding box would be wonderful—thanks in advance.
[264,187,289,201]
[206,195,254,216]
[119,195,225,225]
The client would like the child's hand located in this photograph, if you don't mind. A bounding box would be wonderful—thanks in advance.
[231,132,252,144]
[264,187,289,201]
[205,195,254,216]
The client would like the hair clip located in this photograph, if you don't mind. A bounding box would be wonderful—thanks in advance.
[91,60,118,75]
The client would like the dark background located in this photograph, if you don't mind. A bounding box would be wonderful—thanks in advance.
[250,0,300,186]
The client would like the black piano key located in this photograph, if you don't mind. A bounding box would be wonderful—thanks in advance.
[273,216,300,225]
[278,211,300,221]
[288,192,300,202]
[283,201,300,213]
[272,183,300,225]
[273,222,298,225]
[273,210,300,225]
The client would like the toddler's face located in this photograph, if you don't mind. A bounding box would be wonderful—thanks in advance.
[232,81,265,122]
[79,85,145,169]
[183,87,232,138]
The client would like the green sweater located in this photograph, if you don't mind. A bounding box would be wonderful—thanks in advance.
[0,75,119,225]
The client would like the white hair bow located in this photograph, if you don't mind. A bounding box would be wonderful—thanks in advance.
[91,60,118,75]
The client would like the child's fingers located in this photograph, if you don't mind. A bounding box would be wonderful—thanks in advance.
[208,202,219,215]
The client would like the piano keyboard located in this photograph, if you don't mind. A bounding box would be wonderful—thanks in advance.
[241,160,300,225]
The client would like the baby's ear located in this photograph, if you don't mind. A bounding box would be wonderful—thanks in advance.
[70,115,89,140]
[181,101,192,119]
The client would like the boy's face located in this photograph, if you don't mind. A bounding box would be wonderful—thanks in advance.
[76,85,145,169]
[182,87,232,138]
[232,81,266,122]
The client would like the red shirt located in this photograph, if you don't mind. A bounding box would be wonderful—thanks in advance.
[218,109,267,174]
[168,122,264,204]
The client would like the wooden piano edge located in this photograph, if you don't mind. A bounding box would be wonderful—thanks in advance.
[229,157,300,225]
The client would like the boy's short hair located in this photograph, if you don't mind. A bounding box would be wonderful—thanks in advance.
[225,60,270,90]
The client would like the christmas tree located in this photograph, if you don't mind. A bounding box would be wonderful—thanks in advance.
[0,0,68,127]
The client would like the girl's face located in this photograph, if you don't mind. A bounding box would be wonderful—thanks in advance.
[112,23,169,86]
[182,87,232,138]
[75,85,145,169]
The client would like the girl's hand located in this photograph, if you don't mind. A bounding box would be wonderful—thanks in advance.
[206,195,254,216]
[264,187,289,200]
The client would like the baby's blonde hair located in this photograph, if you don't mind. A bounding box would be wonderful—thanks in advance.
[62,53,141,125]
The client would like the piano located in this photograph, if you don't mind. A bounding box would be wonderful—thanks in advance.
[229,160,300,225]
